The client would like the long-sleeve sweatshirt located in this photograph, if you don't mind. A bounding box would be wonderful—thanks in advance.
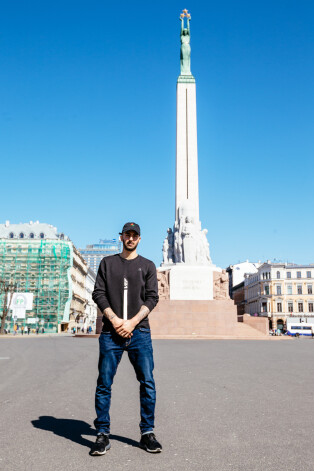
[92,253,159,331]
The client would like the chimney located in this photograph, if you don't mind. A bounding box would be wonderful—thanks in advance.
[5,220,9,227]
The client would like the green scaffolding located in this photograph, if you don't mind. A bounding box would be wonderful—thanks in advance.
[0,239,73,332]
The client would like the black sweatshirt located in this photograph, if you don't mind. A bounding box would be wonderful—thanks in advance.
[92,254,159,331]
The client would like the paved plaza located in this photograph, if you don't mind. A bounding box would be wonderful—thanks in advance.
[0,336,314,471]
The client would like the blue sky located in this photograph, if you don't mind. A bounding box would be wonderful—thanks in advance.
[1,1,314,267]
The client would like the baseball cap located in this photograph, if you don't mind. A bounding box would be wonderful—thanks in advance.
[120,222,141,236]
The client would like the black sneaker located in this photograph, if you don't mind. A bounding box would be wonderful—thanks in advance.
[90,433,111,456]
[139,433,162,453]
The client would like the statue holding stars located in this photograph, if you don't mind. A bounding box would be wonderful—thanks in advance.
[180,9,192,75]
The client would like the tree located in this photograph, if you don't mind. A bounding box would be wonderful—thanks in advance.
[0,279,17,334]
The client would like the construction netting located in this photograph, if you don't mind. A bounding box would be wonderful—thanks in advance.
[0,239,73,333]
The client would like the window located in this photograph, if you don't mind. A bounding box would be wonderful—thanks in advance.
[297,271,301,278]
[262,302,267,313]
[298,303,303,312]
[9,232,14,239]
[308,285,313,294]
[265,286,269,295]
[287,272,291,279]
[276,285,282,295]
[40,233,45,239]
[19,233,24,238]
[276,271,280,279]
[307,271,311,278]
[288,302,293,313]
[297,285,302,295]
[277,302,282,312]
[287,285,292,295]
[29,233,34,239]
[309,303,314,313]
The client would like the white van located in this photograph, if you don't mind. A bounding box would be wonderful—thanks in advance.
[286,321,314,337]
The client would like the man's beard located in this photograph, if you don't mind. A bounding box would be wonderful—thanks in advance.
[123,240,139,252]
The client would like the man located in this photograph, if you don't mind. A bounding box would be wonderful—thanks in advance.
[91,222,162,456]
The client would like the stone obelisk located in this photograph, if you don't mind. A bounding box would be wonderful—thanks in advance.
[175,10,199,225]
[161,10,221,300]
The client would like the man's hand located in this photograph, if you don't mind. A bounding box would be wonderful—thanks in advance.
[115,319,136,338]
[111,316,124,331]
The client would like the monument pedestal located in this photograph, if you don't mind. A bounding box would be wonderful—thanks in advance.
[166,265,221,300]
[149,300,268,338]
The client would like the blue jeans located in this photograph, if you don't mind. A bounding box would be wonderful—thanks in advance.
[94,328,156,435]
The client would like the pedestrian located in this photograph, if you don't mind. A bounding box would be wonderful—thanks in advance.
[13,324,17,335]
[27,326,30,335]
[90,222,161,456]
[36,326,39,335]
[41,327,44,334]
[21,326,24,335]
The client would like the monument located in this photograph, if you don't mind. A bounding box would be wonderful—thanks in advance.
[160,9,224,301]
[150,10,268,337]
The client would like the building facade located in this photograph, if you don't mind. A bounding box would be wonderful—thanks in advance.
[85,268,97,331]
[244,262,314,330]
[0,221,96,333]
[0,222,72,333]
[79,239,121,274]
[68,246,88,332]
[231,282,245,316]
[226,261,261,298]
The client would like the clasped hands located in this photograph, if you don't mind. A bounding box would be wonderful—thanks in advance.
[112,316,136,339]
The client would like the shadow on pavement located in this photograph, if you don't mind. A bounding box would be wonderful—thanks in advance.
[109,434,139,448]
[31,416,139,449]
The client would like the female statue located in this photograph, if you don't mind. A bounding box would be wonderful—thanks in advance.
[180,15,191,75]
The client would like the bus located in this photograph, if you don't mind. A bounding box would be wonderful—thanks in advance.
[286,320,314,337]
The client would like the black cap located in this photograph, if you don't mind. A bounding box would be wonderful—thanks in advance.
[120,222,141,236]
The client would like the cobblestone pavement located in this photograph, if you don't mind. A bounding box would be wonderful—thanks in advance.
[0,336,313,471]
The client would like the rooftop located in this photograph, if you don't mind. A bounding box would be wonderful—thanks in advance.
[0,221,69,241]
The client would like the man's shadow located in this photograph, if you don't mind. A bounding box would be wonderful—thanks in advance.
[31,416,139,449]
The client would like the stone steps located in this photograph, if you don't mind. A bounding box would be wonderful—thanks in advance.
[151,334,289,340]
[236,322,267,337]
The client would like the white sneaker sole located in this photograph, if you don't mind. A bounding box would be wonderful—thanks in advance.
[140,443,162,453]
[90,444,111,456]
